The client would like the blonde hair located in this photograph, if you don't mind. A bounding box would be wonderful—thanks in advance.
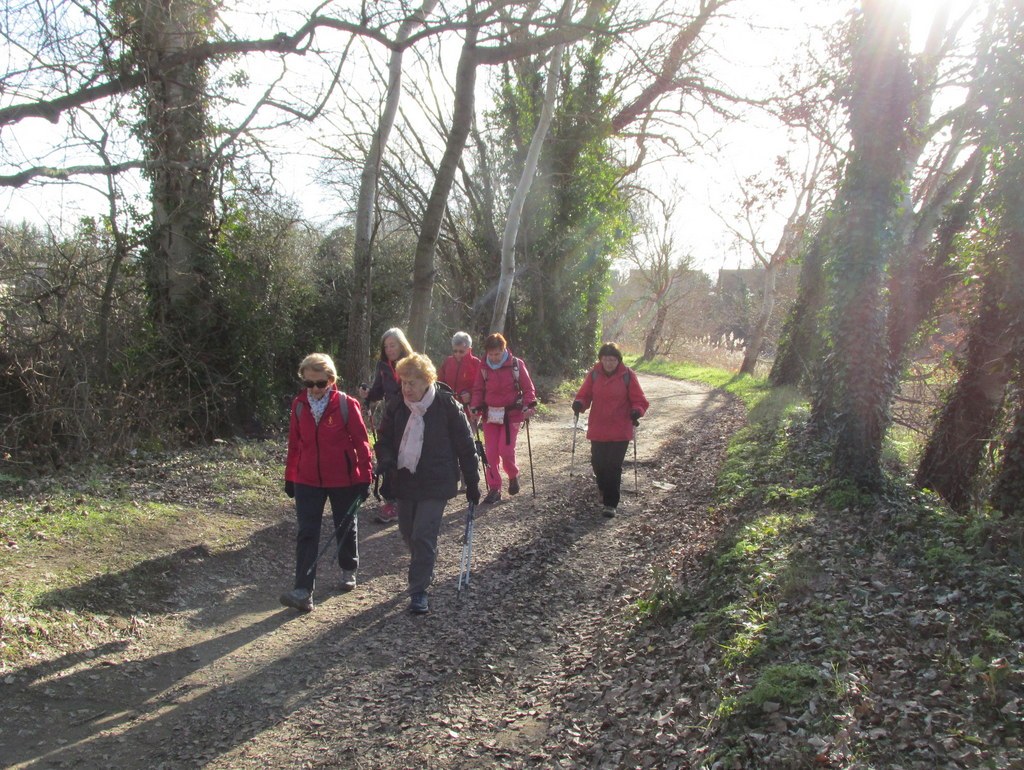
[395,353,437,385]
[379,327,414,361]
[297,353,337,380]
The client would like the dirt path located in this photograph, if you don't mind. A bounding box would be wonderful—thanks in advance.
[1,374,741,769]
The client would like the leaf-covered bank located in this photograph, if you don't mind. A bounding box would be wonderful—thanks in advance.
[624,358,1023,768]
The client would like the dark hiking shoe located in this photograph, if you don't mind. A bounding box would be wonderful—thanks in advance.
[602,505,616,518]
[409,592,429,614]
[340,569,356,592]
[280,588,313,612]
[483,488,501,505]
[508,476,520,495]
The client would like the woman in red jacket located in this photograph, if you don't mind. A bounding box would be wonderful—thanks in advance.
[471,333,537,504]
[437,331,482,416]
[573,342,649,517]
[281,353,373,612]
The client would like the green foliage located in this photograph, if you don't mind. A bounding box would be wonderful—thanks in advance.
[736,663,823,711]
[487,41,631,377]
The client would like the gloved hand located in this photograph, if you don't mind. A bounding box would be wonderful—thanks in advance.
[572,400,584,415]
[284,480,295,498]
[354,483,371,503]
[630,408,641,426]
[466,483,481,505]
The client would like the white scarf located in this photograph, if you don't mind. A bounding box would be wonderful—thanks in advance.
[398,384,437,472]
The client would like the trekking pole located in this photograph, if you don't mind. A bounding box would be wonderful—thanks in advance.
[457,501,476,592]
[633,422,639,495]
[305,495,364,577]
[569,413,579,477]
[524,418,536,496]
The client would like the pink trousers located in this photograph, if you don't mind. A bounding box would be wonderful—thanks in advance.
[482,421,520,490]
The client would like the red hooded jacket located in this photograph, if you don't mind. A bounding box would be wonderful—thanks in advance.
[574,362,649,442]
[285,387,373,488]
[438,350,482,406]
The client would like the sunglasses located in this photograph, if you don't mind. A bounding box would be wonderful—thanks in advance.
[302,379,330,389]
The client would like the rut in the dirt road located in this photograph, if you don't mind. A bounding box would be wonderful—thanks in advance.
[0,375,734,769]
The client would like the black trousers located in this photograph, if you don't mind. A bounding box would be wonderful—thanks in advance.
[293,483,361,592]
[590,440,630,508]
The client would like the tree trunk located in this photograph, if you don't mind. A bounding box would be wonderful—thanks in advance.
[740,261,778,375]
[342,0,437,387]
[770,222,829,389]
[811,0,912,489]
[914,283,1015,511]
[407,24,479,350]
[642,302,669,361]
[491,43,564,334]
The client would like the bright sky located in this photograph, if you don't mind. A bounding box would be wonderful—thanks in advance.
[0,0,985,277]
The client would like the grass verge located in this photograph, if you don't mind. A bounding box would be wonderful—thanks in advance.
[0,440,285,671]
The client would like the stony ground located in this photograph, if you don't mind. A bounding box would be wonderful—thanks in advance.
[1,374,744,769]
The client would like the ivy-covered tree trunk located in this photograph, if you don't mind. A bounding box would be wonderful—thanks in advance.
[810,1,912,489]
[914,280,1015,510]
[918,1,1024,513]
[770,221,830,389]
[123,0,231,437]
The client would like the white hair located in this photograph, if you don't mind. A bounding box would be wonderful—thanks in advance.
[451,331,472,348]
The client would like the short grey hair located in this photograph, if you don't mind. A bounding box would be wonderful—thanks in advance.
[451,331,472,348]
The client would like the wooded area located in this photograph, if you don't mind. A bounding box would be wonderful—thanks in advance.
[1,0,1022,519]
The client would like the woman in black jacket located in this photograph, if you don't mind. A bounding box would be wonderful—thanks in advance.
[375,353,481,614]
[359,327,414,523]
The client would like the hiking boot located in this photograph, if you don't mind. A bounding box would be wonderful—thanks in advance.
[375,501,398,524]
[409,591,429,614]
[508,476,520,495]
[602,505,616,518]
[279,587,313,612]
[483,488,501,505]
[340,569,356,592]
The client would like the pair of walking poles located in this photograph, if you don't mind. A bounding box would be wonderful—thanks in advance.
[569,412,640,494]
[458,420,488,593]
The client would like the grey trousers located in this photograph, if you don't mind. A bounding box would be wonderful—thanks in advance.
[396,498,447,594]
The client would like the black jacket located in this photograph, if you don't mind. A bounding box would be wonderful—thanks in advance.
[367,359,402,405]
[375,382,479,501]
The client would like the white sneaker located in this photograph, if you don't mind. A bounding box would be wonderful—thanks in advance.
[340,569,356,592]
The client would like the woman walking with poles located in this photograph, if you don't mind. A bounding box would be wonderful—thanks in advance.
[438,331,482,417]
[359,328,414,524]
[375,354,481,614]
[471,333,538,504]
[572,342,649,517]
[281,353,373,613]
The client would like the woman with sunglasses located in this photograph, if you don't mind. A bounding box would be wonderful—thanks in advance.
[359,327,414,523]
[281,353,373,613]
